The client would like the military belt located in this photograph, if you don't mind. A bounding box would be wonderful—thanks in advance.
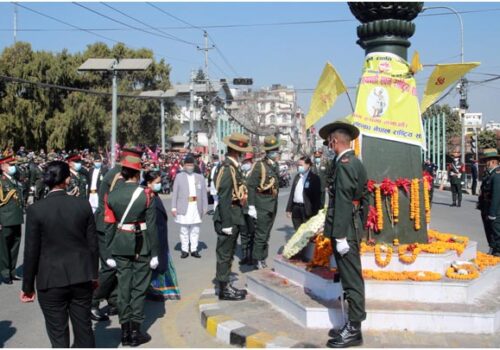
[118,222,147,232]
[89,189,98,194]
[188,196,197,202]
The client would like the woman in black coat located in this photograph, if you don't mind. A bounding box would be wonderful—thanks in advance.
[143,171,180,300]
[21,161,98,347]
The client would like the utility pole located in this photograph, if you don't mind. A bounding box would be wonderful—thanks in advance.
[189,70,195,151]
[13,4,17,43]
[197,31,215,155]
[160,99,165,155]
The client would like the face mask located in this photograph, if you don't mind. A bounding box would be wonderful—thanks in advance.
[453,157,459,162]
[314,158,321,164]
[152,183,162,192]
[213,161,219,167]
[94,162,102,169]
[7,166,16,176]
[268,151,279,160]
[185,166,194,174]
[298,165,306,174]
[241,163,251,172]
[73,163,82,171]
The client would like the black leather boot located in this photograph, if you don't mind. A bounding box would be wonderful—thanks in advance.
[130,321,151,347]
[218,282,245,301]
[256,260,267,269]
[121,322,131,346]
[227,283,247,297]
[90,307,109,322]
[239,249,251,265]
[328,322,348,338]
[326,321,363,348]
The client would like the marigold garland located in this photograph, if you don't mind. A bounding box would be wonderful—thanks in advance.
[398,244,421,264]
[392,185,399,223]
[363,269,441,281]
[308,234,333,268]
[374,244,393,267]
[423,177,431,224]
[411,179,421,230]
[375,186,384,231]
[474,251,500,271]
[446,264,480,280]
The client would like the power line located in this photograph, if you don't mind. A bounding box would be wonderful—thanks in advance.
[73,2,199,46]
[146,2,202,31]
[207,33,240,76]
[14,3,198,65]
[208,57,230,78]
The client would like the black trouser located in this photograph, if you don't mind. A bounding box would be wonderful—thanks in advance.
[0,225,21,280]
[481,210,494,248]
[92,231,118,308]
[451,183,462,204]
[472,178,478,195]
[38,281,95,348]
[291,203,308,231]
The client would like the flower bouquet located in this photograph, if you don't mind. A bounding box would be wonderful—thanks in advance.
[283,208,326,259]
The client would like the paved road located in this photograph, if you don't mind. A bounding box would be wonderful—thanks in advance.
[0,185,488,347]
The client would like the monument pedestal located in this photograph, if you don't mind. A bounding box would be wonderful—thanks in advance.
[247,241,500,334]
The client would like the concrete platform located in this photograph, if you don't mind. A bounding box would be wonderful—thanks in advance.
[274,254,500,304]
[247,267,500,333]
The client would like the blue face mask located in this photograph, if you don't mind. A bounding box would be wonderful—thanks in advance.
[8,166,16,176]
[94,162,102,169]
[268,151,279,160]
[298,165,306,174]
[241,163,252,172]
[152,183,162,192]
[314,158,321,164]
[74,163,82,171]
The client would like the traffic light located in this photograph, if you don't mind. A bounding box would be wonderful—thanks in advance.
[233,78,253,85]
[471,134,477,155]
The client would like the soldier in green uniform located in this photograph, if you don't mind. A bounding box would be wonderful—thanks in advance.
[239,152,256,266]
[33,157,48,202]
[213,133,252,300]
[105,152,159,346]
[67,153,89,198]
[246,135,280,269]
[91,149,141,322]
[312,150,328,208]
[0,154,24,284]
[478,148,500,256]
[320,119,367,348]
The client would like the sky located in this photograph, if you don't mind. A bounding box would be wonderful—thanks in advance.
[1,1,500,130]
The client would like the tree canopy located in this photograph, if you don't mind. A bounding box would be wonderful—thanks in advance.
[0,41,179,151]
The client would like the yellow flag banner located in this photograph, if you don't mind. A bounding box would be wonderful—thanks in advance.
[351,52,425,148]
[305,62,347,129]
[420,62,480,114]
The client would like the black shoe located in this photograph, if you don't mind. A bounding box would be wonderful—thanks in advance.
[256,260,268,270]
[191,251,202,258]
[326,321,363,348]
[181,251,189,259]
[451,203,457,207]
[218,282,245,301]
[1,276,12,285]
[227,283,247,297]
[107,306,118,316]
[328,322,349,338]
[130,321,151,346]
[90,307,109,322]
[121,322,131,346]
[493,251,500,257]
[11,275,21,281]
[207,209,214,215]
[458,202,462,207]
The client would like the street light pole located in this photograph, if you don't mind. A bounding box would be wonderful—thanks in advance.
[423,5,466,163]
[160,99,165,155]
[111,71,118,167]
[189,71,195,151]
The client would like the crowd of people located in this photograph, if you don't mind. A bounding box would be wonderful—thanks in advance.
[3,120,500,348]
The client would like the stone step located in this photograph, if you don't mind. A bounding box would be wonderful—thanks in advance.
[247,268,500,334]
[274,255,500,304]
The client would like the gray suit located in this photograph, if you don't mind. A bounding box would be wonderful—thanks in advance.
[171,172,208,216]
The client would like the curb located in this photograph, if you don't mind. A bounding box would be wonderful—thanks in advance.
[198,289,304,348]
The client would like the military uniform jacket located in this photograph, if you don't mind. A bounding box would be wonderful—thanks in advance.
[324,150,367,240]
[484,166,500,218]
[448,161,465,185]
[247,158,280,213]
[213,158,246,228]
[94,165,123,233]
[312,163,328,191]
[69,170,89,199]
[106,182,159,257]
[0,174,24,226]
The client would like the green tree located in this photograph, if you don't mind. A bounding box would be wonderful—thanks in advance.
[478,130,497,150]
[194,68,207,84]
[0,41,174,151]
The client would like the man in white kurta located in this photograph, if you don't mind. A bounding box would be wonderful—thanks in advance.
[171,156,208,258]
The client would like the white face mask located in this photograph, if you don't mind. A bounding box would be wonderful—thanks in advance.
[241,163,252,172]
